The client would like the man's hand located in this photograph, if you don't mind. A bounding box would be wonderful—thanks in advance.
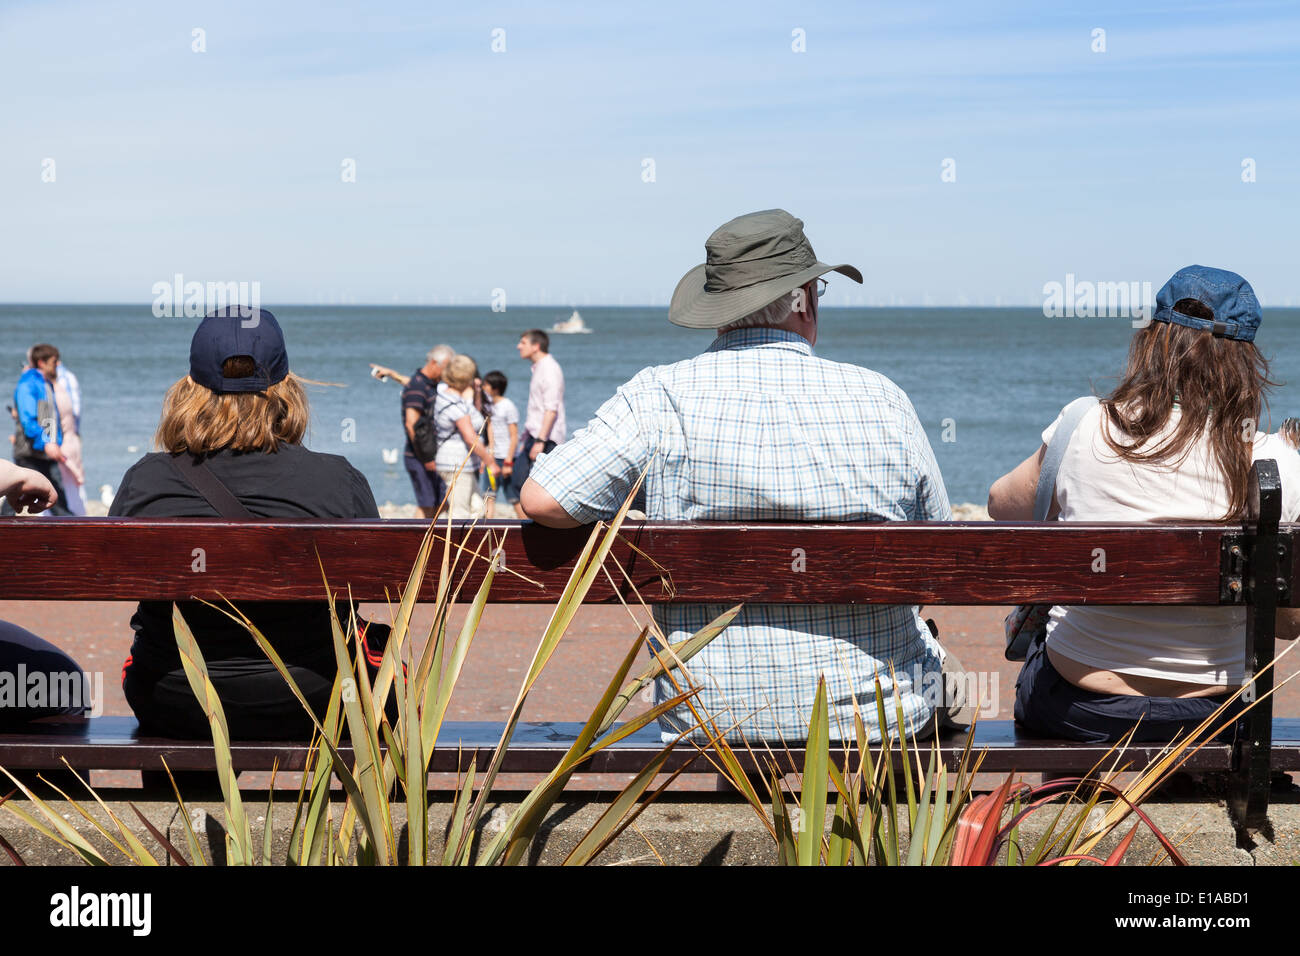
[43,443,66,465]
[2,464,57,513]
[424,460,439,472]
[528,441,545,461]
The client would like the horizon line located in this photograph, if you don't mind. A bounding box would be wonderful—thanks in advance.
[0,301,1170,310]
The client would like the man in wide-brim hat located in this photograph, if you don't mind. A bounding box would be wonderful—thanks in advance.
[522,209,964,744]
[664,207,862,332]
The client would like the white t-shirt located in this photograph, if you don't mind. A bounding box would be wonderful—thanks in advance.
[1041,401,1300,686]
[433,384,473,472]
[487,396,519,460]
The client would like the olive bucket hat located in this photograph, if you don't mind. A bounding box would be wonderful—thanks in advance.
[668,209,863,329]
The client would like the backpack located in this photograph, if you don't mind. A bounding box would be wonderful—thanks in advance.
[411,389,444,465]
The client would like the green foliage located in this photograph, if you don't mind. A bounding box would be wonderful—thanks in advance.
[0,484,728,866]
[724,672,1281,865]
[744,676,983,866]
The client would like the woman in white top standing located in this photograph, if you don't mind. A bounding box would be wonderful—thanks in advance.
[989,265,1300,743]
[436,355,499,519]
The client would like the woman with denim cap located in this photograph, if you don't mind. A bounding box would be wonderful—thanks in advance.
[989,266,1300,743]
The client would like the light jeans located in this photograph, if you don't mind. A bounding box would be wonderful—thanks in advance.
[436,468,476,519]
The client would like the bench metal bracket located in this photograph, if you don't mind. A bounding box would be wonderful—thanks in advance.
[1229,460,1282,836]
[1220,534,1246,604]
[1275,533,1293,608]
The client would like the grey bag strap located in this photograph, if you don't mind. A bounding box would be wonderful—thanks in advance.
[1033,396,1099,521]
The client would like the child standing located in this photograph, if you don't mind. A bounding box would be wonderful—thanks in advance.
[481,370,519,518]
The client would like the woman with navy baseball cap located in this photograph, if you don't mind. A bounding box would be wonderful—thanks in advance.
[110,307,391,739]
[990,266,1300,743]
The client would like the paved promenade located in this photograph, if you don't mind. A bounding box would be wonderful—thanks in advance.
[5,600,1296,770]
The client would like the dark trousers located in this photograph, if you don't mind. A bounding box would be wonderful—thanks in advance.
[509,433,556,502]
[1014,631,1236,743]
[404,454,447,511]
[1,455,71,516]
[123,622,397,740]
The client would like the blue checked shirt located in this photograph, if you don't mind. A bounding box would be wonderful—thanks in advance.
[528,327,952,743]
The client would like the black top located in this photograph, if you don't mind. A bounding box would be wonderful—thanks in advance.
[400,368,438,460]
[109,445,379,671]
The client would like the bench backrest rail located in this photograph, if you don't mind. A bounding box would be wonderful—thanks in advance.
[1,520,1295,606]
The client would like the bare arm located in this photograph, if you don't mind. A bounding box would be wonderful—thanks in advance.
[988,443,1050,520]
[506,423,519,463]
[519,478,581,528]
[529,410,559,460]
[404,406,420,447]
[537,409,557,442]
[535,408,556,442]
[371,364,410,386]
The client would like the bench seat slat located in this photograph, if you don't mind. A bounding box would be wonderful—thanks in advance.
[0,716,1263,775]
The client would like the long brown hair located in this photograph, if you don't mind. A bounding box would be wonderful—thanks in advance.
[1101,301,1276,519]
[155,356,310,454]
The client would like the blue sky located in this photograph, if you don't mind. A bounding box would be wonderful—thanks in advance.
[2,0,1298,306]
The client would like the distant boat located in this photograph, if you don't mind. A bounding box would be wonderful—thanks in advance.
[551,309,592,334]
[100,484,114,507]
[381,448,400,464]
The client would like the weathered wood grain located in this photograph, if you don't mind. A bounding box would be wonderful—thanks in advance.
[0,518,1293,605]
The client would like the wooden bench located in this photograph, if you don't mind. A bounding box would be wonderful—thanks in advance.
[0,462,1293,832]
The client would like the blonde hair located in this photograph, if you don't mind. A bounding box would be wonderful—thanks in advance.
[442,354,477,392]
[155,357,310,454]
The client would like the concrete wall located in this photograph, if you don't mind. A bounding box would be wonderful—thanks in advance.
[2,794,1298,865]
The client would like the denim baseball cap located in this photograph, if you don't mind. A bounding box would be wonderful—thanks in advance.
[1152,265,1261,342]
[189,306,289,393]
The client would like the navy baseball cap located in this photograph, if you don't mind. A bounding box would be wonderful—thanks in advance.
[189,306,290,393]
[1152,265,1261,342]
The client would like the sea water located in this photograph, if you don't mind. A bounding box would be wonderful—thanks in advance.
[3,304,1297,508]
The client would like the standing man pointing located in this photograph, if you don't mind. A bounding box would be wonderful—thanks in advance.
[372,345,454,519]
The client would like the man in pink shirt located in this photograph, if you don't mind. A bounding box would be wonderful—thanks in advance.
[511,329,566,517]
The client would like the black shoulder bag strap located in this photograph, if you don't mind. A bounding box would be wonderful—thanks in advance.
[167,453,254,519]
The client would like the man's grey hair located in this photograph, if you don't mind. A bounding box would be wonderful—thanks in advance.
[427,344,454,367]
[718,289,800,334]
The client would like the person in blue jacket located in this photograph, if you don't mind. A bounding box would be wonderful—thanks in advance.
[7,343,70,515]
